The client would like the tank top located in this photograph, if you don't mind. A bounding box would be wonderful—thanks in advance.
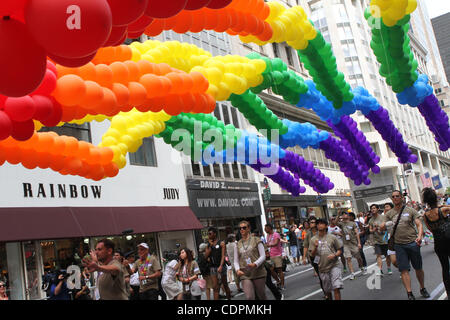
[425,208,449,240]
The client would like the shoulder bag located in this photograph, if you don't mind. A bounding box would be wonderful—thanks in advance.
[388,205,405,251]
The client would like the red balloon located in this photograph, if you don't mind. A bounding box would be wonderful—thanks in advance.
[0,18,47,97]
[25,0,113,58]
[31,95,54,121]
[0,110,12,140]
[32,70,57,96]
[103,25,128,47]
[4,96,36,122]
[46,60,58,76]
[107,0,148,26]
[185,0,212,10]
[113,31,128,46]
[0,0,27,18]
[11,119,35,141]
[145,0,187,18]
[48,51,98,68]
[127,14,153,32]
[127,29,145,39]
[207,0,232,9]
[40,98,62,127]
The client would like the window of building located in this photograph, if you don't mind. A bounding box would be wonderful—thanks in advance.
[203,164,212,177]
[191,160,201,176]
[360,122,372,133]
[285,46,294,67]
[272,43,280,58]
[39,123,92,143]
[129,137,157,167]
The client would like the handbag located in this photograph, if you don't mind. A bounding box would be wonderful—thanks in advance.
[388,205,405,251]
[196,277,206,291]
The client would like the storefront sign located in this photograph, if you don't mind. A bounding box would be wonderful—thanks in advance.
[353,185,394,199]
[22,182,102,199]
[163,188,180,200]
[186,179,262,219]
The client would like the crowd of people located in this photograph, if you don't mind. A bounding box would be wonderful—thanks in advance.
[1,189,447,301]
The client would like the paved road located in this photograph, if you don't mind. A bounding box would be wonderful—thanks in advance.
[228,243,448,301]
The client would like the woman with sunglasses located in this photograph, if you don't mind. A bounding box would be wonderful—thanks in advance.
[0,282,8,300]
[234,221,267,300]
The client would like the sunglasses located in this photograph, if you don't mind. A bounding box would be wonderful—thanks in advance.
[239,226,248,230]
[392,195,402,198]
[0,285,4,288]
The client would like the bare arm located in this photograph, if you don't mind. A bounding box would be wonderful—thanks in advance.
[414,218,423,245]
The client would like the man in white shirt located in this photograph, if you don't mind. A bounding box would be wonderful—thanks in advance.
[124,252,140,300]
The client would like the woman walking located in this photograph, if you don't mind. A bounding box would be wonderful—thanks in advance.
[422,188,450,299]
[177,248,201,300]
[161,252,182,300]
[234,220,267,300]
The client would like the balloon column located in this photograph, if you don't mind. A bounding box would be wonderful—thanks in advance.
[0,0,448,196]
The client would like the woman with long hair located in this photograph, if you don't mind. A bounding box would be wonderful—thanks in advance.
[234,220,267,300]
[177,248,201,300]
[161,252,182,300]
[422,188,450,299]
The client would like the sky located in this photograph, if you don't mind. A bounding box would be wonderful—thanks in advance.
[424,0,450,19]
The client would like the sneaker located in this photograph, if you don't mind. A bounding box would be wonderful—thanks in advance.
[407,292,415,300]
[420,288,430,298]
[350,273,355,280]
[280,294,285,300]
[387,268,392,275]
[361,267,368,275]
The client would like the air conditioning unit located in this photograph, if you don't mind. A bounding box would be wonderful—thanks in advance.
[404,169,413,176]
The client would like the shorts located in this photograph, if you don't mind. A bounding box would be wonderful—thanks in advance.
[271,256,283,269]
[374,244,388,257]
[319,266,343,293]
[204,275,214,289]
[290,245,298,258]
[394,242,423,272]
[343,244,360,259]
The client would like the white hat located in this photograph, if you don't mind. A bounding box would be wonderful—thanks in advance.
[137,243,149,249]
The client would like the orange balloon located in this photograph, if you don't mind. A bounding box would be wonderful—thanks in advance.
[190,71,209,93]
[80,81,104,109]
[110,61,129,84]
[78,141,91,160]
[60,105,78,122]
[86,148,101,165]
[181,74,194,92]
[36,151,51,169]
[140,74,163,97]
[261,3,270,20]
[181,93,196,113]
[190,10,205,33]
[192,93,207,113]
[99,147,114,165]
[49,155,66,172]
[204,93,216,113]
[137,60,156,76]
[146,96,165,112]
[128,82,147,106]
[173,11,193,34]
[95,64,114,88]
[53,75,87,106]
[78,63,97,81]
[204,9,218,30]
[38,133,55,150]
[98,87,119,116]
[258,23,273,41]
[124,61,140,81]
[104,162,119,177]
[154,63,172,76]
[6,147,22,165]
[55,64,79,77]
[159,76,173,96]
[245,13,258,34]
[215,10,231,32]
[21,149,38,170]
[92,47,115,64]
[112,83,130,107]
[163,94,184,116]
[117,45,132,61]
[166,72,185,94]
[66,157,83,174]
[64,136,79,157]
[50,137,66,155]
[231,11,246,33]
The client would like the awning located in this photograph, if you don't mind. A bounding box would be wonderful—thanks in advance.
[0,206,203,242]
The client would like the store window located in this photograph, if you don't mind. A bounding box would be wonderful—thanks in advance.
[129,137,158,167]
[39,123,92,143]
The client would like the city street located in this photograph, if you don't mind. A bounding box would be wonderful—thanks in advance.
[230,243,448,301]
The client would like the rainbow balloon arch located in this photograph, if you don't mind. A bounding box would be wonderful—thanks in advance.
[0,0,449,196]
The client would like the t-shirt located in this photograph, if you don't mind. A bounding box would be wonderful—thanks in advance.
[327,226,342,240]
[97,259,129,300]
[135,254,162,292]
[162,260,178,285]
[287,231,298,246]
[49,282,71,300]
[338,221,359,246]
[226,242,237,266]
[266,232,283,257]
[386,206,421,244]
[369,214,388,245]
[308,233,341,274]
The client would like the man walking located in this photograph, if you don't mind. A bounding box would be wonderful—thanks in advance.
[337,212,365,279]
[368,204,392,276]
[382,190,430,300]
[83,239,128,300]
[328,216,347,272]
[265,224,285,290]
[287,225,300,266]
[309,219,343,300]
[129,243,162,300]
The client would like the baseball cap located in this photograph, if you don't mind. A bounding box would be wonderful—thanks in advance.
[137,243,149,249]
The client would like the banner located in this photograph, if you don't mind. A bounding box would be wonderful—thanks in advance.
[432,175,443,190]
[420,172,433,188]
